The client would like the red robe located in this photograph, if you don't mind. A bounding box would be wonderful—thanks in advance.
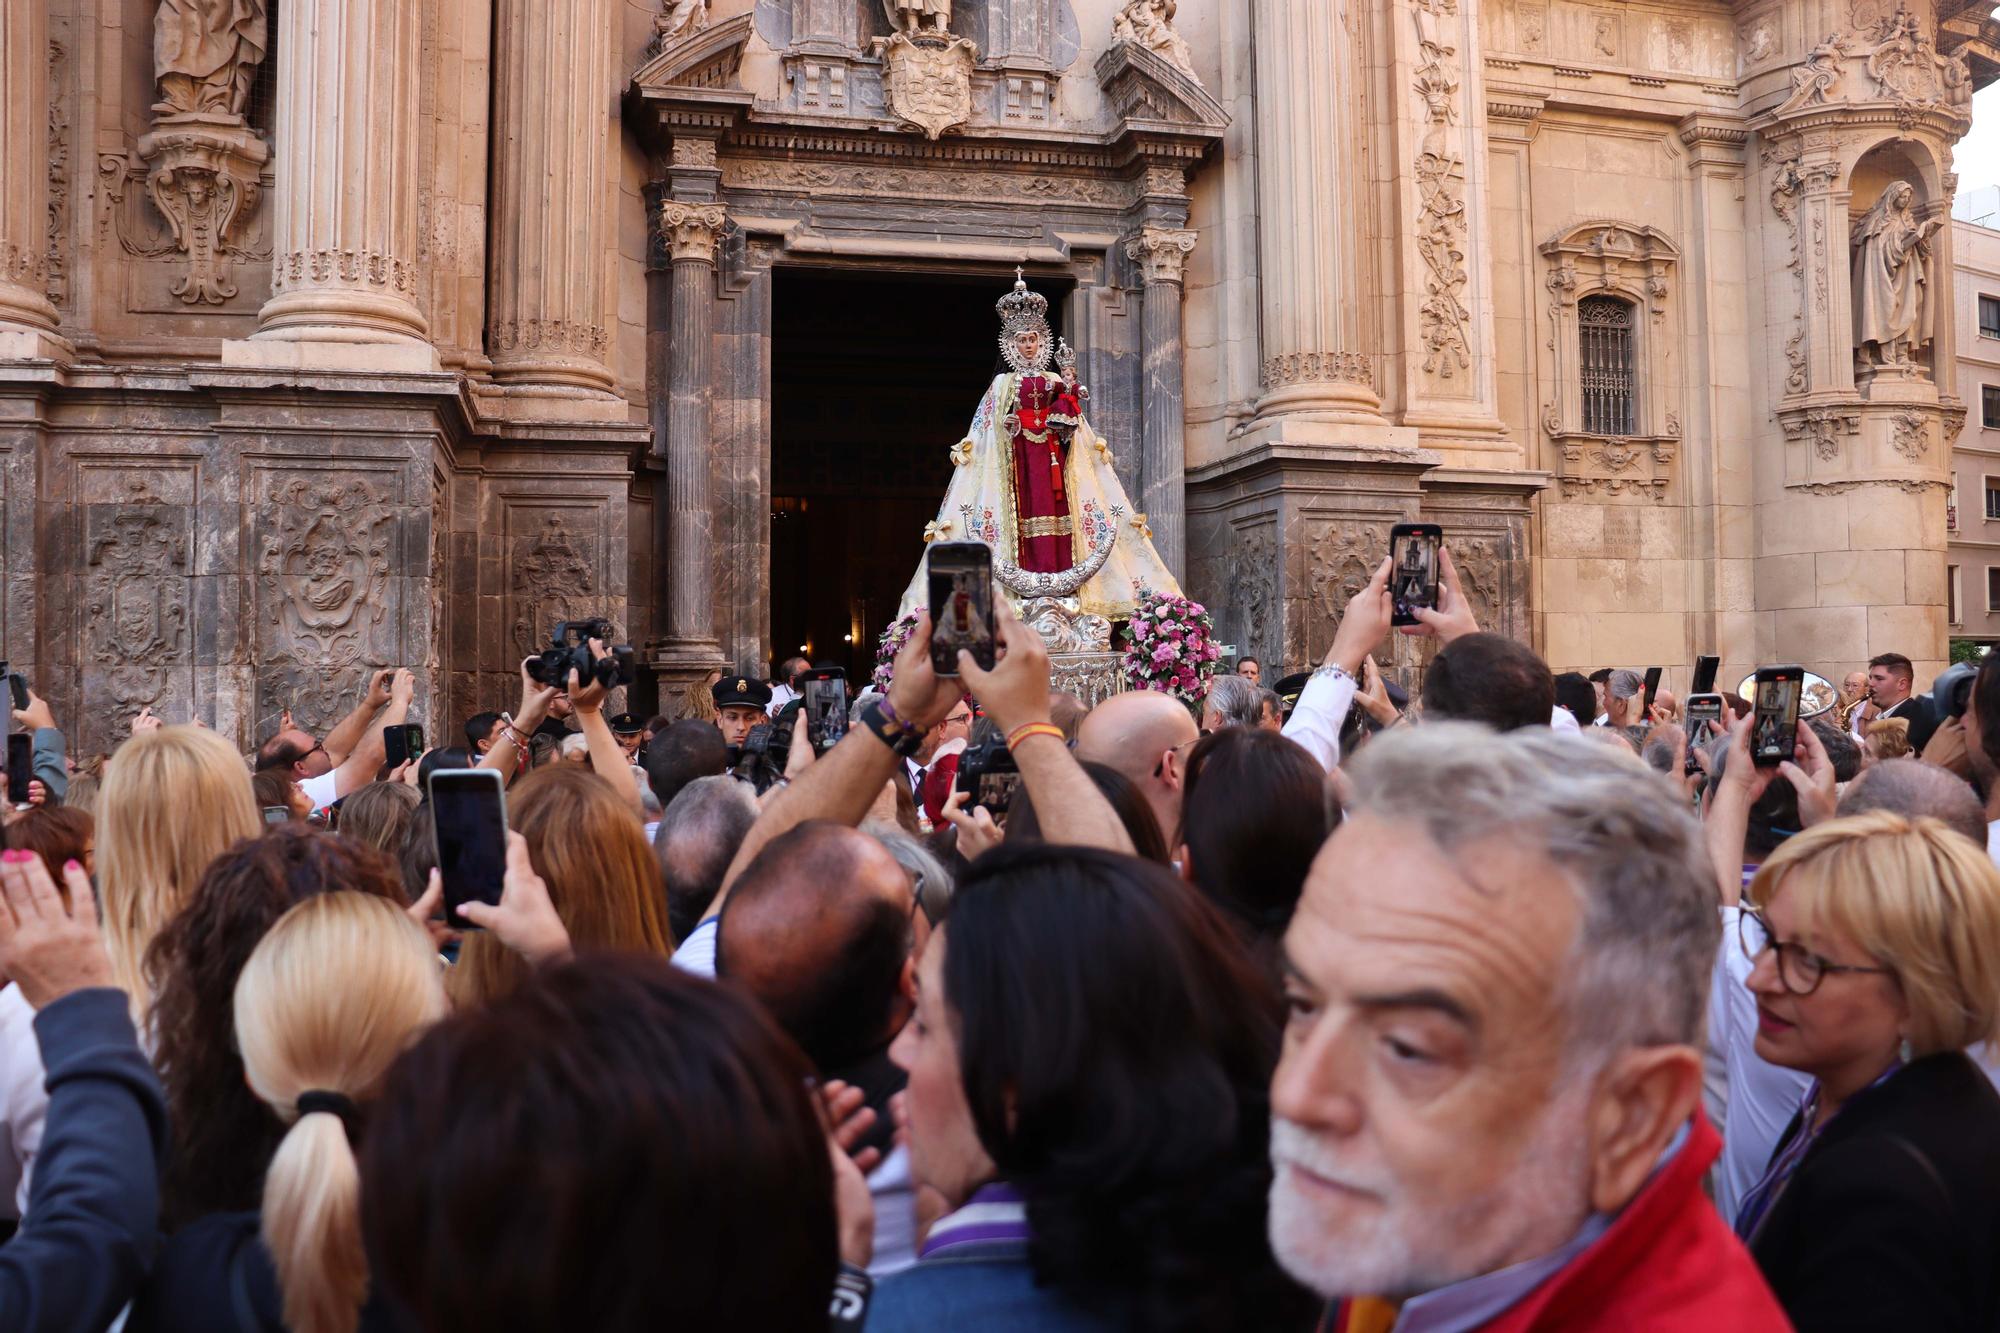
[1009,373,1082,573]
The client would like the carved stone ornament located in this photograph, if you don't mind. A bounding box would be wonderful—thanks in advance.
[153,0,267,119]
[1310,524,1386,624]
[1775,5,1972,120]
[1780,407,1861,463]
[511,515,598,660]
[1111,0,1198,84]
[257,476,395,731]
[1223,525,1276,667]
[85,494,190,732]
[1776,32,1849,115]
[1263,351,1375,389]
[1890,411,1930,461]
[1125,226,1197,285]
[653,0,710,54]
[883,0,952,37]
[874,31,978,141]
[1412,0,1471,381]
[1019,595,1112,654]
[658,201,726,263]
[1538,220,1681,445]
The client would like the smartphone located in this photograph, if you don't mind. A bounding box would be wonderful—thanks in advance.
[1690,655,1720,696]
[954,739,1021,817]
[1683,693,1725,774]
[1388,523,1443,627]
[1750,666,1805,768]
[262,805,291,825]
[801,668,850,754]
[927,542,997,677]
[1641,666,1663,718]
[384,722,425,769]
[428,768,509,930]
[6,674,25,714]
[4,735,30,808]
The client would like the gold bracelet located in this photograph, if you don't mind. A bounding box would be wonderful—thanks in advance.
[1007,722,1066,750]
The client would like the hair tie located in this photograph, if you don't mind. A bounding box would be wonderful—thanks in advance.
[295,1089,363,1144]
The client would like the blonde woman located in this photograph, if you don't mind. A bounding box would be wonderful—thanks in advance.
[129,892,447,1333]
[1728,812,2000,1328]
[97,726,260,1019]
[1863,715,1911,764]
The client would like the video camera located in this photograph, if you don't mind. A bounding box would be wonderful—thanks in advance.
[525,619,636,692]
[730,717,793,796]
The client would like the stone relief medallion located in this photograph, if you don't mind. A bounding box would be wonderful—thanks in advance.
[1224,525,1276,666]
[1309,524,1386,624]
[510,515,598,660]
[257,477,394,730]
[85,507,190,729]
[876,31,978,140]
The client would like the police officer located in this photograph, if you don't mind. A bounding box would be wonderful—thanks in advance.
[713,675,773,749]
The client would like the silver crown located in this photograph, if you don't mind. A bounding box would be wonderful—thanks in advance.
[995,267,1049,334]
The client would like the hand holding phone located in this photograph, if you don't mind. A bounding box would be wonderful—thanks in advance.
[927,543,998,677]
[1388,524,1443,628]
[5,735,32,811]
[428,769,508,929]
[802,669,851,755]
[1750,665,1805,767]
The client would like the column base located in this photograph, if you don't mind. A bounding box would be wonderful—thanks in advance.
[474,381,633,425]
[1250,377,1391,429]
[0,327,74,363]
[222,336,441,375]
[1229,413,1421,456]
[645,637,732,691]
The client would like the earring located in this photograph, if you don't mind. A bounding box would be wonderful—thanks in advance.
[1900,1036,1913,1065]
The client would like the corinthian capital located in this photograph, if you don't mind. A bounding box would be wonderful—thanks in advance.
[658,202,728,264]
[1125,226,1198,286]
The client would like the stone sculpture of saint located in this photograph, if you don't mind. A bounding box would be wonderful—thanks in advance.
[883,0,951,36]
[1112,0,1196,79]
[1850,180,1942,368]
[154,0,268,119]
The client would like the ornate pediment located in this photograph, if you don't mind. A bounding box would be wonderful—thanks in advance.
[1095,40,1228,133]
[632,11,754,94]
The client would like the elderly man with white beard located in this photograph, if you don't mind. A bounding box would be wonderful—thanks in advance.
[1268,724,1790,1332]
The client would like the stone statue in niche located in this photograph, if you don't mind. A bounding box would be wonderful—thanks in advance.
[1112,0,1197,81]
[153,0,267,119]
[1777,33,1848,115]
[883,0,951,36]
[1850,180,1940,372]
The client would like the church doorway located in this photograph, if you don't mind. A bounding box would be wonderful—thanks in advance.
[770,267,1071,679]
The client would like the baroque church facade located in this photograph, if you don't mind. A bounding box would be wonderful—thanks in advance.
[1,0,1995,752]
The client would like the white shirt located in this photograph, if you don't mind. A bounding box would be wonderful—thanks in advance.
[768,684,799,717]
[1550,706,1581,735]
[0,984,47,1220]
[1281,667,1358,772]
[670,917,719,979]
[1987,818,2000,865]
[867,1143,918,1278]
[1592,712,1609,727]
[1708,905,1812,1223]
[298,769,340,814]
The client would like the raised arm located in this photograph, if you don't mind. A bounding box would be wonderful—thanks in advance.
[324,669,413,800]
[959,598,1136,857]
[479,660,561,780]
[322,669,393,765]
[1704,713,1781,907]
[566,640,640,812]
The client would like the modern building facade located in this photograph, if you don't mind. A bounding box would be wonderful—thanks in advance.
[2,0,1997,753]
[1947,216,2000,643]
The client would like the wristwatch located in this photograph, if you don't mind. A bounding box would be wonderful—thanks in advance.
[860,698,924,758]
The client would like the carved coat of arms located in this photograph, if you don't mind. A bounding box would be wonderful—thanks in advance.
[876,31,977,140]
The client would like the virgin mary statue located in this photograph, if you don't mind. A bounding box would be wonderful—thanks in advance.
[895,272,1180,647]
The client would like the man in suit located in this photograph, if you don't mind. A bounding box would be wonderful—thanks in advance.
[1860,652,1939,754]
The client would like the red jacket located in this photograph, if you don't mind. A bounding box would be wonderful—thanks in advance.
[1327,1115,1792,1333]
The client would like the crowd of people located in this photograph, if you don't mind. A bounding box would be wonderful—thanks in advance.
[0,543,1994,1331]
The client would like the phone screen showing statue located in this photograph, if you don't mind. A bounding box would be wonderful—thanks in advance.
[430,772,506,929]
[1389,529,1441,627]
[977,769,1022,816]
[805,675,849,752]
[1752,671,1802,766]
[5,735,30,807]
[928,544,996,677]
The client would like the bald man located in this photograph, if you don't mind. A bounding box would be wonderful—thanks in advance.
[716,820,926,1273]
[1075,689,1199,846]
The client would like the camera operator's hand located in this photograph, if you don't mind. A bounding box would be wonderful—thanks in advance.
[452,832,572,966]
[11,689,55,735]
[363,668,395,711]
[940,788,1003,860]
[513,657,560,735]
[1407,546,1480,643]
[956,598,1049,735]
[566,639,613,716]
[0,853,111,1010]
[886,610,966,732]
[1325,557,1393,676]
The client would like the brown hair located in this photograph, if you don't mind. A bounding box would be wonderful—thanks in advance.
[146,825,409,1230]
[2,806,93,883]
[447,765,671,1008]
[337,781,420,857]
[253,769,301,816]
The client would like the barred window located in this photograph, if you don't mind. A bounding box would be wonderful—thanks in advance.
[1578,296,1636,437]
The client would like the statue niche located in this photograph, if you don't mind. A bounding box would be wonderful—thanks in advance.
[153,0,267,119]
[882,0,951,36]
[1850,179,1941,383]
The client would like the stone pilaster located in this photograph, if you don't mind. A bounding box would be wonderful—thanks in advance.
[1245,0,1382,426]
[651,200,728,680]
[228,0,438,372]
[0,4,69,360]
[1127,226,1195,580]
[486,0,615,396]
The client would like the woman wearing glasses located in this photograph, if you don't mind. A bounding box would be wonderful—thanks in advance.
[1725,809,2000,1330]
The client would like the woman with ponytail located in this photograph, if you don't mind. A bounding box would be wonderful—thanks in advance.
[130,892,447,1333]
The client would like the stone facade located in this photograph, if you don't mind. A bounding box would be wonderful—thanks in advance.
[3,0,1996,754]
[1947,216,2000,641]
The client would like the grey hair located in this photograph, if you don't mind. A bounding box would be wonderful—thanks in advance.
[654,776,760,938]
[1606,669,1644,701]
[1838,759,1988,849]
[1344,723,1719,1062]
[1205,674,1263,728]
[863,820,954,925]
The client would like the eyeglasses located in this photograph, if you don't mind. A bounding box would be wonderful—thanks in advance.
[1737,909,1892,997]
[1153,736,1197,779]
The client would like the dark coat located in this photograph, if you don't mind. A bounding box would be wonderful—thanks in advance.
[128,1210,406,1333]
[1750,1051,2000,1331]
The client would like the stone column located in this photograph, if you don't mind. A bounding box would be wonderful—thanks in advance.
[1127,226,1196,578]
[229,0,437,372]
[1246,0,1382,425]
[653,201,727,676]
[0,4,68,360]
[487,0,614,395]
